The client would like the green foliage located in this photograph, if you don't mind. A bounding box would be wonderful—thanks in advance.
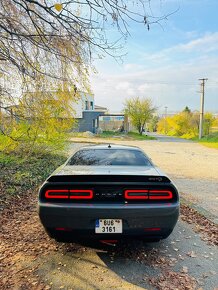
[0,80,80,155]
[127,131,156,140]
[0,152,66,201]
[148,115,159,132]
[183,106,191,113]
[196,132,218,149]
[199,132,218,143]
[124,97,156,135]
[213,117,218,127]
[0,42,90,156]
[204,112,214,135]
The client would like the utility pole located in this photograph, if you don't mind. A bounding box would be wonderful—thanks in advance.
[164,106,168,134]
[198,78,208,139]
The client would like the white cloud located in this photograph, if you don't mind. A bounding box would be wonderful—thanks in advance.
[141,32,218,64]
[174,32,218,53]
[123,63,145,71]
[91,54,218,113]
[90,32,218,113]
[115,81,131,90]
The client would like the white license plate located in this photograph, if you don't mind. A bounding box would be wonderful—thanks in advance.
[95,219,122,234]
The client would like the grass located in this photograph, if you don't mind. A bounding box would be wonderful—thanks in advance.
[70,131,156,140]
[160,131,218,149]
[198,132,218,149]
[0,152,66,202]
[97,131,156,140]
[192,132,218,149]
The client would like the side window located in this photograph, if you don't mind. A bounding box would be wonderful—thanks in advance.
[90,101,94,110]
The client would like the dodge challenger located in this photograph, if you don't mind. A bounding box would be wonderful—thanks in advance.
[38,144,179,243]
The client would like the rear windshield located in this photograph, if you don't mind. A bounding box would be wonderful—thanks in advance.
[68,149,151,166]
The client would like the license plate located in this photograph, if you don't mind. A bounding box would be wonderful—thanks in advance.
[95,219,122,234]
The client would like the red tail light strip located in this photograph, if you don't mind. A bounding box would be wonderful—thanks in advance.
[124,189,173,200]
[55,227,72,231]
[45,189,69,199]
[144,228,161,231]
[125,190,149,199]
[69,189,93,199]
[149,190,173,200]
[45,189,93,199]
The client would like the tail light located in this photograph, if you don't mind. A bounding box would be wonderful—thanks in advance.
[125,190,148,199]
[70,190,93,199]
[45,189,69,199]
[124,189,173,200]
[144,228,161,231]
[55,227,72,231]
[44,189,93,200]
[149,190,173,200]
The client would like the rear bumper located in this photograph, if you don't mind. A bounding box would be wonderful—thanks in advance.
[38,202,179,240]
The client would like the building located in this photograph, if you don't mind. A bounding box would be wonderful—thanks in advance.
[74,92,106,133]
[73,94,130,133]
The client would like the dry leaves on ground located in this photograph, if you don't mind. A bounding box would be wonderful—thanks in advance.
[148,270,197,290]
[180,204,218,246]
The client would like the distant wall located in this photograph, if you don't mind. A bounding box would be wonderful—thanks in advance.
[98,115,129,132]
[99,120,124,131]
[75,111,104,133]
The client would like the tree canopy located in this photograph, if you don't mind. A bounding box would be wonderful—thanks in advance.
[157,111,215,138]
[124,97,156,135]
[0,0,170,80]
[0,1,171,154]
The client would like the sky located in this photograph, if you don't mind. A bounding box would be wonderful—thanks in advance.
[90,0,218,114]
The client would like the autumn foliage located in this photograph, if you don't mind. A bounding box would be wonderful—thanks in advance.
[157,109,215,138]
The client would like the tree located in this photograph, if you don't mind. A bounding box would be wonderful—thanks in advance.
[0,70,78,154]
[183,106,191,114]
[0,44,83,154]
[0,1,171,81]
[149,115,159,132]
[157,110,215,138]
[203,112,215,136]
[124,97,156,135]
[0,1,173,153]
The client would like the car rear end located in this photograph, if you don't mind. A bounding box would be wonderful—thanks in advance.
[38,174,179,242]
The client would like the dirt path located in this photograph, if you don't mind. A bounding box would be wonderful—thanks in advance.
[68,137,218,219]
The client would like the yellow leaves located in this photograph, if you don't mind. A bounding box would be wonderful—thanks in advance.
[54,3,63,12]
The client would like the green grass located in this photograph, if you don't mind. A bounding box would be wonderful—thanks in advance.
[0,152,66,201]
[97,131,156,140]
[192,132,218,149]
[127,131,156,140]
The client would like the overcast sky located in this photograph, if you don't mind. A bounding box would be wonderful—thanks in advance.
[90,0,218,114]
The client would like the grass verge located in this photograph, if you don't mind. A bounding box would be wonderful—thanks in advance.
[71,131,156,140]
[192,132,218,149]
[98,131,156,140]
[158,131,218,149]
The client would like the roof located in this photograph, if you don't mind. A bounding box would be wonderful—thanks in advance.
[94,105,108,111]
[78,144,141,151]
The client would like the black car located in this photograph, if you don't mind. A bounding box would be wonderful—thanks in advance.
[38,145,179,243]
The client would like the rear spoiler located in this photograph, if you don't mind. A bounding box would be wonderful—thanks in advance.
[47,175,171,183]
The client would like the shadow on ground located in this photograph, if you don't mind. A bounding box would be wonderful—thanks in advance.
[37,239,163,289]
